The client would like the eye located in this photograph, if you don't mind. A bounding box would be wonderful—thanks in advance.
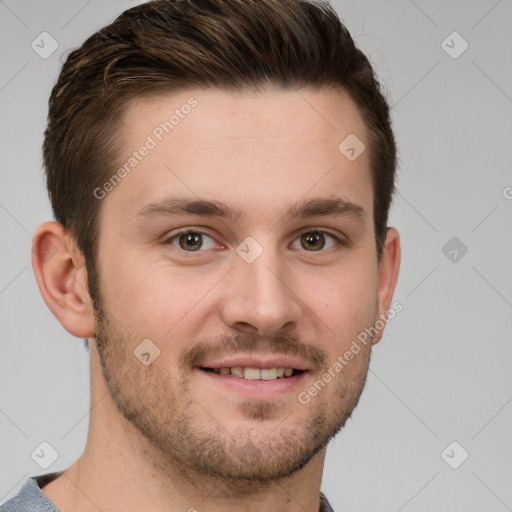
[163,228,343,254]
[291,230,341,252]
[164,230,218,252]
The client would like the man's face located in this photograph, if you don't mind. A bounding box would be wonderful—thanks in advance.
[92,86,382,483]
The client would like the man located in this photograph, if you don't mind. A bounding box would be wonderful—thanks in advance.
[1,0,400,511]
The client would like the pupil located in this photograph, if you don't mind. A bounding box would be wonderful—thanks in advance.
[303,232,324,250]
[180,232,202,251]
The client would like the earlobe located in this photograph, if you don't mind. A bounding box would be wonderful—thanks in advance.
[32,221,96,339]
[372,227,401,345]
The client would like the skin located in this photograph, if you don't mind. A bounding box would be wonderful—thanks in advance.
[32,85,400,512]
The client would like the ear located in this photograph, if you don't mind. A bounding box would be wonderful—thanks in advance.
[372,227,401,345]
[32,221,96,339]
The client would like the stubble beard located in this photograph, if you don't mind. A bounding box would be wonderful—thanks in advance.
[92,291,373,494]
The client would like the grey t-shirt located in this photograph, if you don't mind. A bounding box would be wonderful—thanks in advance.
[1,471,335,512]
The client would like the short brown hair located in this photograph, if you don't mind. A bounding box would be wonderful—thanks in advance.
[44,0,397,308]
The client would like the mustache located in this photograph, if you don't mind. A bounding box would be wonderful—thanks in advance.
[179,332,326,373]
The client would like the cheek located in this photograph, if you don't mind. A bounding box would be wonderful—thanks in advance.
[312,259,378,326]
[98,250,218,342]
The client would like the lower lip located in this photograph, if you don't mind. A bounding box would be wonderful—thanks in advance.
[196,369,308,399]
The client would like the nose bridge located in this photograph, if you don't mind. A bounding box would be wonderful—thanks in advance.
[221,237,301,334]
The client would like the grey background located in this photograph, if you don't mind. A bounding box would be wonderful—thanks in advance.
[1,1,511,510]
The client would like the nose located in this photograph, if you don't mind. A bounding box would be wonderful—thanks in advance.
[219,242,302,336]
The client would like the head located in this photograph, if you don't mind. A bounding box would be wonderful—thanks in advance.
[33,0,400,490]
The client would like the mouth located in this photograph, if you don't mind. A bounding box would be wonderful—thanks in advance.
[199,366,305,380]
[196,364,309,399]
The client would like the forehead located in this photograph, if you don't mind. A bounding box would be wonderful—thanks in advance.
[103,86,372,228]
[122,85,367,151]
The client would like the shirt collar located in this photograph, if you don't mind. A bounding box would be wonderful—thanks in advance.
[12,472,335,512]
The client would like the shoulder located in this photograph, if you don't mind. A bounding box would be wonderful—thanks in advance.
[320,491,336,512]
[1,472,63,512]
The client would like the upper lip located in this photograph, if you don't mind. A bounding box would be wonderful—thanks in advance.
[198,355,309,371]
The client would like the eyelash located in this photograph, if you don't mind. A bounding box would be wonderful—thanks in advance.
[162,228,345,254]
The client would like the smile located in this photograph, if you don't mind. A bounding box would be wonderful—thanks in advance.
[200,366,303,380]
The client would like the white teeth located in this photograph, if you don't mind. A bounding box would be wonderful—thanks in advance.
[231,366,244,377]
[260,368,278,380]
[209,366,297,380]
[244,367,261,380]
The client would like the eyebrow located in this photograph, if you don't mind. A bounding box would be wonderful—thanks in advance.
[132,196,366,224]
